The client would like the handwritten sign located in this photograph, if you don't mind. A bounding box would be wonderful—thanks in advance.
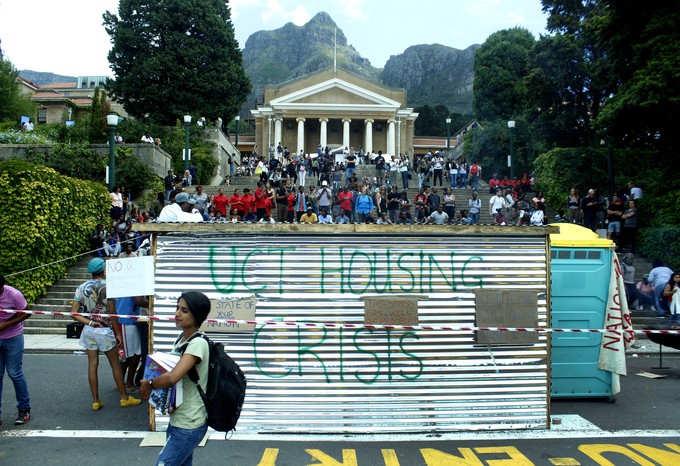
[201,297,257,333]
[362,295,426,326]
[106,256,155,299]
[474,290,539,344]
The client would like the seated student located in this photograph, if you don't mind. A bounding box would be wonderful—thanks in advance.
[91,224,106,257]
[334,211,351,224]
[397,211,414,224]
[414,209,428,224]
[494,208,508,226]
[530,202,545,226]
[228,208,241,223]
[318,208,333,224]
[212,210,227,222]
[376,212,393,224]
[428,204,449,225]
[103,227,122,257]
[299,207,318,223]
[242,207,257,223]
[634,274,656,310]
[118,243,138,259]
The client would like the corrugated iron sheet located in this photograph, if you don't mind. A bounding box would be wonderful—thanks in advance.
[150,229,550,433]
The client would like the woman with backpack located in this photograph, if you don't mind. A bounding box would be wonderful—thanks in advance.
[140,291,211,466]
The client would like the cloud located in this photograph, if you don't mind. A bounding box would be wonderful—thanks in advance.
[261,0,284,23]
[229,0,259,19]
[286,4,311,25]
[343,0,366,21]
[465,0,501,18]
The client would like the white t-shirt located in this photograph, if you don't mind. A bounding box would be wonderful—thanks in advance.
[489,195,506,214]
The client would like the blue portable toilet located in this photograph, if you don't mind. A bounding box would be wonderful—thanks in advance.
[549,223,616,399]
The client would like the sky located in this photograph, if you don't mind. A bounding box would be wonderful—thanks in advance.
[0,0,549,77]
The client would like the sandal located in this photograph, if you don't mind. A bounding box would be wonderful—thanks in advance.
[92,400,104,411]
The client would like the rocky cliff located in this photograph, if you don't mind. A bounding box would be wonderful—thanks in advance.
[381,44,478,113]
[242,12,476,114]
[242,12,379,106]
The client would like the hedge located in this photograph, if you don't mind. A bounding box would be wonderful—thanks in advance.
[0,159,110,303]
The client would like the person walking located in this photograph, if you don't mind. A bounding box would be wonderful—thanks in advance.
[70,258,141,411]
[0,273,31,426]
[140,291,211,466]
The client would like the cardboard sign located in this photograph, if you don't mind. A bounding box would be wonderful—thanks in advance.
[474,290,539,345]
[201,297,257,333]
[106,256,155,299]
[362,295,426,326]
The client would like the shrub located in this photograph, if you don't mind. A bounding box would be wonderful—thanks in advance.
[0,160,110,303]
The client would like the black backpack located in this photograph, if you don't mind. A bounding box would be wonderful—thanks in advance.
[179,333,247,435]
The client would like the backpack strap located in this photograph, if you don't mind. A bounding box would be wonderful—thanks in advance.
[178,333,210,407]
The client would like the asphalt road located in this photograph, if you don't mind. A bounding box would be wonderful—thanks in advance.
[1,353,680,465]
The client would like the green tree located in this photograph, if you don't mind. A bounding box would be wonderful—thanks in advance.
[530,1,615,148]
[594,1,680,157]
[0,42,36,124]
[87,87,109,143]
[103,0,251,125]
[473,28,535,122]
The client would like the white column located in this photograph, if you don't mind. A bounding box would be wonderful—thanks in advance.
[387,119,396,156]
[364,119,374,154]
[342,118,351,148]
[319,118,328,148]
[296,117,306,154]
[267,118,272,149]
[274,118,282,149]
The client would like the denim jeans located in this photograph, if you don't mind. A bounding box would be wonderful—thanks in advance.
[469,211,480,225]
[156,423,209,466]
[0,333,31,417]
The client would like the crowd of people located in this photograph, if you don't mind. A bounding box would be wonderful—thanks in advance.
[562,181,642,254]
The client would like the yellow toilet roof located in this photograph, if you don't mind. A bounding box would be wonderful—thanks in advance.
[549,223,615,248]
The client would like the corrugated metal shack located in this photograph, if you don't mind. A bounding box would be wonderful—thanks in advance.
[138,223,557,434]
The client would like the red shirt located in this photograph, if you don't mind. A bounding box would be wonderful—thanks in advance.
[241,194,255,213]
[254,188,267,209]
[229,194,243,212]
[212,194,229,216]
[338,191,353,211]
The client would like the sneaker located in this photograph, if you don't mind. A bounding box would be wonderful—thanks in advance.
[120,396,141,408]
[15,409,30,425]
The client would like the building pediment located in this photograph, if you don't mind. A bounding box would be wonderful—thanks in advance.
[269,78,401,111]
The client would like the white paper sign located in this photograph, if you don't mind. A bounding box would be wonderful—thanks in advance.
[106,256,155,298]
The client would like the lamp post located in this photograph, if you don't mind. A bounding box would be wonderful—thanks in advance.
[106,112,118,191]
[183,114,192,170]
[235,115,240,146]
[507,120,515,180]
[446,117,452,152]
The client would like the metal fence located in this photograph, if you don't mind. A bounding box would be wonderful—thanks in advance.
[148,225,551,433]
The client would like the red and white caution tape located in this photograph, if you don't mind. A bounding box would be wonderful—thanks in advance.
[2,308,679,335]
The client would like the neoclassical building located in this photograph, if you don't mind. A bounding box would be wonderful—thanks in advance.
[251,68,418,157]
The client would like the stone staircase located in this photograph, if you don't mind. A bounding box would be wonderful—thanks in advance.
[192,163,499,225]
[23,255,92,337]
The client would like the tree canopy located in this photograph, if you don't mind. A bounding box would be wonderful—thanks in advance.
[472,28,535,122]
[0,41,36,124]
[103,0,251,125]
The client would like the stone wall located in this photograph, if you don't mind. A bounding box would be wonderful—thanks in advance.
[0,143,171,178]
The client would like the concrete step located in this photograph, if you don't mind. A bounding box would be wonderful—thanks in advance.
[24,317,73,328]
[23,327,67,336]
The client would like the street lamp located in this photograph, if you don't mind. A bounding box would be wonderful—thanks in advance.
[234,115,240,146]
[446,117,452,152]
[507,120,515,180]
[106,112,118,191]
[183,114,192,170]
